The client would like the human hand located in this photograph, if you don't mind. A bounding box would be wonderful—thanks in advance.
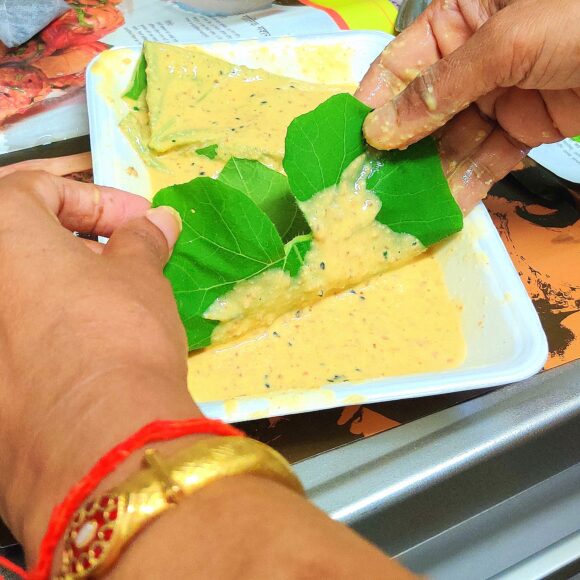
[356,0,580,212]
[0,173,418,580]
[0,172,199,556]
[0,172,423,580]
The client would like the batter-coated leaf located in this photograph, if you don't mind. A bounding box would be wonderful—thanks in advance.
[282,235,313,278]
[367,139,463,246]
[124,53,147,100]
[195,144,218,159]
[284,93,462,245]
[152,93,463,351]
[153,177,285,350]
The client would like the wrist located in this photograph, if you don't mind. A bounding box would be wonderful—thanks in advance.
[2,367,201,559]
[51,436,297,579]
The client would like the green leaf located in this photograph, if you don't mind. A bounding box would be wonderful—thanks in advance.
[367,139,463,246]
[283,93,371,201]
[151,93,463,350]
[283,235,313,277]
[153,178,286,350]
[284,93,462,246]
[124,54,147,101]
[572,135,580,143]
[218,158,309,242]
[195,144,219,159]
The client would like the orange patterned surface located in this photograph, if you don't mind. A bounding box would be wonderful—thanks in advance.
[485,183,579,370]
[338,406,401,436]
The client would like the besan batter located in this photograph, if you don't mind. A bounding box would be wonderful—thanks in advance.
[120,41,355,192]
[190,159,464,401]
[102,42,466,402]
[189,252,464,401]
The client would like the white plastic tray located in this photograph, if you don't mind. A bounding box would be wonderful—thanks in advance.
[86,31,548,422]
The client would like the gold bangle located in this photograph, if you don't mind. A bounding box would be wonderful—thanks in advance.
[57,437,303,579]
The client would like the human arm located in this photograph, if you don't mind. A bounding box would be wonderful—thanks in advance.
[0,172,416,579]
[356,0,580,212]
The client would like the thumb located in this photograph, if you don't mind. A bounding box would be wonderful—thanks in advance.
[104,205,182,268]
[363,11,521,150]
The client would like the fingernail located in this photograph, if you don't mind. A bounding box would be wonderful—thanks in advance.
[146,206,182,249]
[363,103,397,149]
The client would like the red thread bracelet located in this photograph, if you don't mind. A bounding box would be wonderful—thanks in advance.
[0,418,243,580]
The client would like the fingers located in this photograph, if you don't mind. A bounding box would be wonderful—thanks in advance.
[495,88,564,147]
[475,87,507,119]
[541,89,580,138]
[0,153,92,180]
[364,47,490,149]
[104,206,182,269]
[47,176,151,236]
[363,12,519,150]
[435,105,531,211]
[355,0,489,108]
[0,171,150,237]
[437,106,494,176]
[356,54,408,108]
[447,127,529,213]
[356,9,441,107]
[80,238,106,254]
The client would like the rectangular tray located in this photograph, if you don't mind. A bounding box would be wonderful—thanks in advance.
[86,31,548,422]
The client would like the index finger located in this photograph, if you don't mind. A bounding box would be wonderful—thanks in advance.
[0,153,92,180]
[0,171,150,237]
[355,0,484,108]
[356,17,440,108]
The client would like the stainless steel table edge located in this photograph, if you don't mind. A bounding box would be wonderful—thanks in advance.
[295,361,580,579]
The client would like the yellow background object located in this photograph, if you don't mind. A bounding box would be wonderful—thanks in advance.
[300,0,398,35]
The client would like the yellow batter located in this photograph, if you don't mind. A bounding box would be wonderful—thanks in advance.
[189,253,464,401]
[205,158,425,346]
[144,42,351,158]
[190,157,464,401]
[113,42,466,402]
[121,42,355,193]
[119,107,225,192]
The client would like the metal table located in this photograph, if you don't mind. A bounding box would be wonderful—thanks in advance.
[299,360,580,579]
